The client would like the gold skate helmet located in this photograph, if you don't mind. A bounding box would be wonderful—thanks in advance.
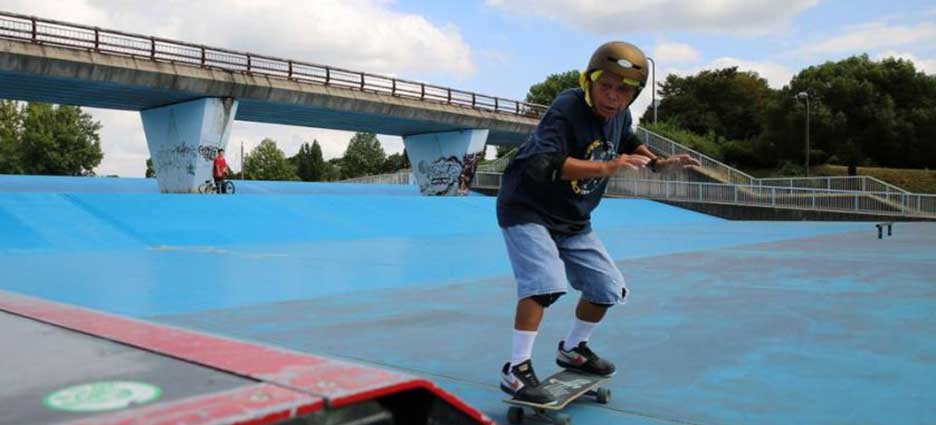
[580,41,649,107]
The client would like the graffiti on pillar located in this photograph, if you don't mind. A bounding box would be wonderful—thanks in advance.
[418,156,462,195]
[417,151,485,196]
[154,144,199,176]
[198,145,220,162]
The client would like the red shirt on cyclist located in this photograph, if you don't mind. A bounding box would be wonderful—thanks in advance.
[213,149,230,194]
[213,149,228,180]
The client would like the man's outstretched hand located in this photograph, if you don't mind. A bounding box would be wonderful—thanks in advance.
[606,154,652,174]
[658,154,702,171]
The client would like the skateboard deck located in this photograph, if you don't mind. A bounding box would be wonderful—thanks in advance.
[503,369,610,424]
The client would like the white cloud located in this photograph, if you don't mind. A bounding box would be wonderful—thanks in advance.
[709,58,793,88]
[0,0,466,177]
[875,51,936,75]
[87,108,149,177]
[486,0,819,35]
[798,22,936,56]
[479,48,513,68]
[666,57,794,89]
[654,41,702,64]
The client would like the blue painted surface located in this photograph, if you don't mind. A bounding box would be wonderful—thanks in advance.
[1,175,934,425]
[0,174,424,196]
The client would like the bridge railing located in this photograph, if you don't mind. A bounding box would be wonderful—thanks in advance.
[0,10,548,118]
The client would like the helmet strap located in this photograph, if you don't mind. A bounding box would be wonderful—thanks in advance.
[579,70,597,107]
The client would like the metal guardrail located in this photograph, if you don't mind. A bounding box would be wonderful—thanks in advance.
[754,176,910,194]
[0,10,548,119]
[477,148,517,173]
[340,128,933,217]
[341,169,936,217]
[607,179,936,218]
[341,171,413,185]
[638,127,914,195]
[636,127,757,185]
[471,172,936,218]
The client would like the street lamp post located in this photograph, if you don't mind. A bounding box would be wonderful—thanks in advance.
[795,91,810,177]
[646,56,657,123]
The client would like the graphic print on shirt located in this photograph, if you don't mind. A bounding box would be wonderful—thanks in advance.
[570,139,616,195]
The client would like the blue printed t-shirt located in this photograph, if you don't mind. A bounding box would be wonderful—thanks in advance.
[496,88,642,234]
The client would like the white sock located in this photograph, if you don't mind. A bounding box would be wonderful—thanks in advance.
[564,318,598,349]
[510,330,538,368]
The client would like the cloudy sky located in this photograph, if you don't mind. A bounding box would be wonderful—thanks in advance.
[1,0,933,177]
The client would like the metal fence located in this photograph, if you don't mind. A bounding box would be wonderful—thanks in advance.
[0,10,548,118]
[638,127,914,196]
[477,149,517,172]
[341,171,414,185]
[754,176,909,194]
[636,127,757,185]
[471,172,936,218]
[608,179,936,218]
[337,168,936,217]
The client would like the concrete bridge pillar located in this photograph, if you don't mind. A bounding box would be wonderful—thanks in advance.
[141,98,238,193]
[403,129,489,196]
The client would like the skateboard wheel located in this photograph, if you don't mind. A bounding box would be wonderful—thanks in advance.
[596,387,611,404]
[507,406,524,424]
[555,413,572,425]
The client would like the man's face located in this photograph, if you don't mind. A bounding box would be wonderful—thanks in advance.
[218,151,224,158]
[590,72,637,120]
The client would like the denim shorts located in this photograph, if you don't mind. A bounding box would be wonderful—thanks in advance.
[501,223,628,305]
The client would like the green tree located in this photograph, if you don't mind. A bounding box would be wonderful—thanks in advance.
[19,103,103,176]
[0,100,23,174]
[243,138,297,181]
[323,157,342,181]
[646,67,772,142]
[145,158,156,178]
[766,54,936,169]
[525,70,581,106]
[341,132,385,179]
[308,140,326,180]
[290,140,326,181]
[382,152,407,173]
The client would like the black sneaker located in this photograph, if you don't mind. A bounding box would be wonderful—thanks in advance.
[500,360,558,405]
[556,340,616,376]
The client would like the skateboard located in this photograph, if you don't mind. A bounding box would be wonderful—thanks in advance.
[503,369,611,425]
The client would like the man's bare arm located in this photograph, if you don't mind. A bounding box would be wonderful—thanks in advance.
[560,155,650,180]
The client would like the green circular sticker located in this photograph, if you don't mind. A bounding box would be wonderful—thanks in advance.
[44,381,162,412]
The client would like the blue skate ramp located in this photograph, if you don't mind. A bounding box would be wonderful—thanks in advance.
[0,175,933,425]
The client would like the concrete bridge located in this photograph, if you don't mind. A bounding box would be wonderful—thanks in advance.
[0,11,544,193]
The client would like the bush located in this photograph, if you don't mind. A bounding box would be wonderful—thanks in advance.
[809,149,830,166]
[775,161,805,176]
[643,121,723,159]
[722,140,757,167]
